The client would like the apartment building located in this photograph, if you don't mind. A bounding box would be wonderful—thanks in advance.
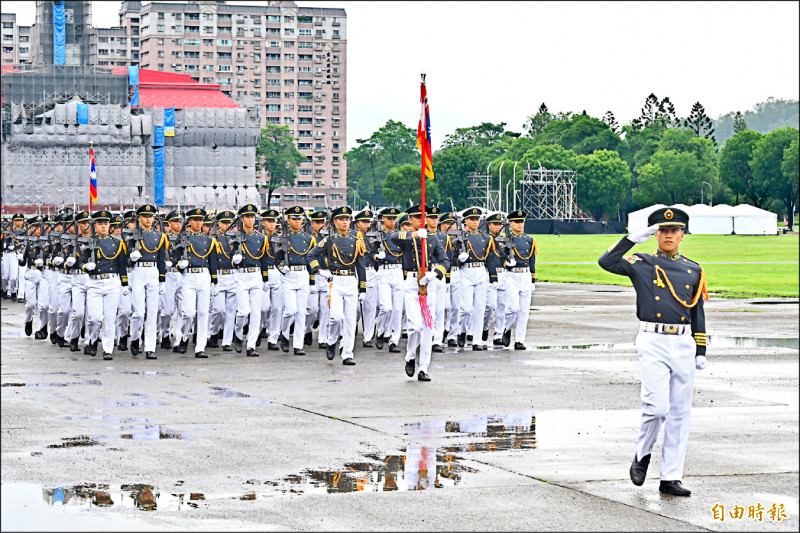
[1,13,33,65]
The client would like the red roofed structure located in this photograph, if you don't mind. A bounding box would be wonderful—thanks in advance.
[110,67,239,109]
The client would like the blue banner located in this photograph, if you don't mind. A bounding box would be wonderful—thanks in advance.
[127,66,139,106]
[154,147,165,206]
[77,103,89,124]
[164,107,175,136]
[153,126,164,147]
[53,1,65,65]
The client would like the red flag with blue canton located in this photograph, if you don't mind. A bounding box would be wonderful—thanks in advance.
[89,146,97,210]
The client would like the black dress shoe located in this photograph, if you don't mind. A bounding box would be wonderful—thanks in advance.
[255,334,262,347]
[466,334,473,342]
[130,338,140,356]
[290,323,295,335]
[443,329,449,340]
[447,339,457,348]
[178,339,188,354]
[319,342,329,349]
[195,351,208,358]
[432,344,443,353]
[304,332,313,346]
[457,333,466,348]
[58,336,69,348]
[222,345,233,352]
[326,343,336,361]
[482,329,489,342]
[233,337,243,353]
[206,333,219,348]
[117,334,129,352]
[268,342,279,351]
[375,335,384,350]
[342,357,356,366]
[294,348,305,356]
[514,342,526,350]
[280,334,290,353]
[25,320,33,336]
[35,327,48,340]
[246,348,260,357]
[259,327,267,339]
[502,329,512,347]
[472,345,483,351]
[417,371,431,382]
[173,344,182,353]
[659,480,691,496]
[242,322,250,336]
[160,337,171,350]
[50,331,59,344]
[630,454,650,486]
[389,343,401,353]
[145,351,157,360]
[86,340,98,356]
[313,319,319,329]
[493,338,504,346]
[401,332,408,339]
[103,352,113,361]
[81,326,86,340]
[405,359,415,377]
[70,338,80,351]
[17,297,25,303]
[362,340,373,348]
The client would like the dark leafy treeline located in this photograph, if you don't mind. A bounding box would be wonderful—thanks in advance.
[343,96,799,228]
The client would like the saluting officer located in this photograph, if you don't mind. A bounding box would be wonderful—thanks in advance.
[500,210,537,350]
[19,215,47,338]
[391,204,449,381]
[81,210,129,360]
[127,204,168,360]
[373,207,404,352]
[305,210,331,349]
[231,204,270,357]
[209,210,238,351]
[159,210,184,350]
[353,209,379,348]
[277,206,317,355]
[174,208,218,358]
[260,209,283,350]
[308,206,367,365]
[423,206,448,353]
[599,206,709,497]
[64,210,92,351]
[439,212,461,348]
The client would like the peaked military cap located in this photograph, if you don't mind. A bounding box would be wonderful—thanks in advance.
[123,210,137,220]
[440,212,455,223]
[485,213,503,224]
[308,211,326,222]
[92,210,112,221]
[648,206,689,229]
[137,204,157,216]
[216,210,235,222]
[165,210,182,222]
[354,209,372,222]
[464,207,482,218]
[332,206,353,219]
[398,213,411,226]
[203,213,214,224]
[507,210,527,221]
[52,214,63,224]
[111,214,123,226]
[40,214,50,223]
[28,215,42,225]
[238,204,258,216]
[12,213,25,221]
[186,207,206,219]
[261,209,280,220]
[75,210,91,223]
[285,206,305,218]
[380,207,400,218]
[61,213,74,223]
[405,204,423,217]
[426,205,442,216]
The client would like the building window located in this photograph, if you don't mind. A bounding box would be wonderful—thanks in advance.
[299,28,312,36]
[267,104,280,112]
[267,15,280,23]
[266,91,280,98]
[99,36,108,43]
[284,104,295,111]
[217,39,232,46]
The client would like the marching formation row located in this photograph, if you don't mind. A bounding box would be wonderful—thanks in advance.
[1,204,537,381]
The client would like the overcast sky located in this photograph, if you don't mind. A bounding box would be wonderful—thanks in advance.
[3,1,798,151]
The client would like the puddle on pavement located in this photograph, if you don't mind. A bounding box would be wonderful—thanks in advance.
[210,386,250,398]
[2,382,83,387]
[47,436,100,448]
[707,336,799,349]
[100,396,167,408]
[2,331,23,337]
[120,425,188,440]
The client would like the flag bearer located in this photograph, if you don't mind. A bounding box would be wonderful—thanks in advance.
[598,206,708,497]
[128,204,168,360]
[308,206,367,365]
[353,209,379,348]
[64,211,92,352]
[81,210,129,360]
[209,210,238,351]
[373,207,404,352]
[277,206,316,355]
[305,211,331,348]
[159,210,183,350]
[500,210,537,350]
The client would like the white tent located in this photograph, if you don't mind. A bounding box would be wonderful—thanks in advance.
[627,204,778,235]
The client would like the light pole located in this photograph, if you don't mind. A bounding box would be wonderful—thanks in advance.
[701,181,712,206]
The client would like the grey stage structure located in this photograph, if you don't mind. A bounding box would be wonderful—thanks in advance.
[519,167,580,221]
[467,171,497,212]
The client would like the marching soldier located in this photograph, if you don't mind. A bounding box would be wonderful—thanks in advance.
[174,208,218,358]
[209,210,238,351]
[159,210,183,350]
[37,214,55,342]
[52,213,74,348]
[3,214,26,300]
[112,213,134,351]
[127,204,168,359]
[439,212,461,348]
[45,214,66,346]
[202,213,214,235]
[259,209,283,350]
[81,210,129,360]
[373,207,404,353]
[231,204,270,357]
[277,206,316,355]
[423,206,448,353]
[598,207,708,497]
[353,209,379,348]
[308,206,367,365]
[64,210,92,351]
[305,210,331,349]
[500,210,537,350]
[483,212,508,346]
[19,215,47,338]
[391,204,449,381]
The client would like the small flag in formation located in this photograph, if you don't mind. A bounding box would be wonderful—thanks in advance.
[89,146,97,210]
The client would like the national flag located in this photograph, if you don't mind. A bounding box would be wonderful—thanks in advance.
[417,82,434,180]
[89,146,97,210]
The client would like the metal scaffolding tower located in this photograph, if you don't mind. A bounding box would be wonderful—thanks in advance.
[467,171,497,212]
[519,167,579,220]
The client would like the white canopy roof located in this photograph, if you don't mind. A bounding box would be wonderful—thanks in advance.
[628,204,778,235]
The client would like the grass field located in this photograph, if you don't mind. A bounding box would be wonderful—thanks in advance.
[532,234,799,298]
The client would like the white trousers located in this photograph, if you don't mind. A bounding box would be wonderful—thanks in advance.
[503,272,533,343]
[360,268,379,342]
[130,266,160,352]
[261,268,282,342]
[429,275,446,346]
[24,268,47,328]
[235,270,263,350]
[446,269,461,341]
[116,268,133,340]
[635,331,696,480]
[376,267,404,345]
[66,273,88,341]
[2,252,19,293]
[180,270,211,352]
[305,280,331,344]
[46,269,60,334]
[159,271,183,346]
[86,276,121,354]
[17,264,27,299]
[56,272,73,338]
[281,270,310,349]
[458,267,489,346]
[328,275,358,359]
[404,273,437,374]
[483,272,506,339]
[210,272,237,346]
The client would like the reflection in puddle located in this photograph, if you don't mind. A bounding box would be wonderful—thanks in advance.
[2,382,82,387]
[120,425,187,440]
[47,436,100,448]
[707,336,799,349]
[210,386,250,398]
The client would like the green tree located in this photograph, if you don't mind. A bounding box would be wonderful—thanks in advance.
[751,127,799,225]
[519,144,577,171]
[781,138,799,230]
[630,93,677,131]
[602,111,620,134]
[719,129,765,205]
[434,145,494,210]
[713,98,799,145]
[573,150,632,220]
[535,114,622,155]
[255,124,307,207]
[633,150,703,205]
[733,111,747,134]
[683,102,716,143]
[523,103,553,139]
[441,122,519,149]
[382,164,440,206]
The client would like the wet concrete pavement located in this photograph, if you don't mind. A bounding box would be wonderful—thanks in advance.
[2,282,798,531]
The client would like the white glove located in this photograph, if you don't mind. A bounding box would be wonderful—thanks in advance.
[318,269,332,281]
[83,261,96,272]
[130,250,142,262]
[159,283,166,295]
[177,259,189,270]
[279,265,290,274]
[358,292,365,302]
[695,355,707,370]
[419,271,437,286]
[458,252,469,263]
[211,284,218,297]
[531,282,536,293]
[232,253,243,265]
[165,260,173,269]
[16,252,24,261]
[66,256,76,267]
[34,258,44,267]
[506,258,516,268]
[628,224,659,245]
[416,228,427,239]
[121,286,131,297]
[53,256,64,266]
[375,250,386,260]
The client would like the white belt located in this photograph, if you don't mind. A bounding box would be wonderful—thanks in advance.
[185,267,207,273]
[135,261,157,268]
[380,264,402,270]
[218,269,233,275]
[463,262,483,269]
[450,266,459,272]
[639,322,689,335]
[239,267,260,273]
[89,273,119,280]
[510,267,529,273]
[288,265,306,271]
